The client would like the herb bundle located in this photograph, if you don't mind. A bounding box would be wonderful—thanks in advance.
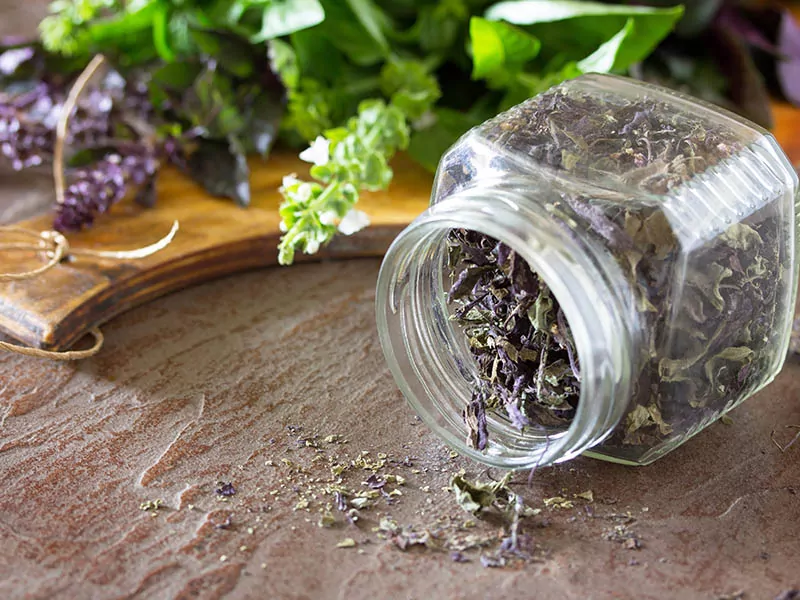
[1,0,698,262]
[3,0,798,264]
[442,83,790,459]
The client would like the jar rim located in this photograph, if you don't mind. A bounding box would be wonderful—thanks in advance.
[376,184,637,468]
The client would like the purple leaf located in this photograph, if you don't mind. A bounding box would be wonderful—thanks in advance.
[710,25,773,128]
[187,137,250,207]
[777,10,800,105]
[215,481,236,497]
[716,6,779,54]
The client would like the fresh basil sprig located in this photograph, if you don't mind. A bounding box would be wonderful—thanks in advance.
[276,57,438,265]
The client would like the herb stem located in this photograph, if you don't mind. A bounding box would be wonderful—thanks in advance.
[311,180,342,212]
[341,76,381,97]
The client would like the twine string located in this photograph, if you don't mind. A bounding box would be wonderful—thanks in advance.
[0,54,178,359]
[0,228,69,281]
[0,220,180,283]
[53,54,107,206]
[0,327,104,360]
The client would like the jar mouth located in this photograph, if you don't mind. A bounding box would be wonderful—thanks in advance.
[376,186,635,469]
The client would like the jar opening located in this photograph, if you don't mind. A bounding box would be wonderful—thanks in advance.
[396,227,572,464]
[376,189,635,469]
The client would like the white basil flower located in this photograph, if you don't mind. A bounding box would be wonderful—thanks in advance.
[298,136,330,166]
[337,209,370,235]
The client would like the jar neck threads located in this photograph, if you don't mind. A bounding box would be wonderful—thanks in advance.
[376,184,639,468]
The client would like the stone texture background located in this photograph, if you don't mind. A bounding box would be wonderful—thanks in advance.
[0,4,798,599]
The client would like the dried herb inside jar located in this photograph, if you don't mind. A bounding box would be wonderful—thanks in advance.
[447,229,580,450]
[444,86,788,455]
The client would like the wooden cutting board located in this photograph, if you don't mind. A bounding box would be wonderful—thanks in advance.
[0,152,433,350]
[1,101,799,352]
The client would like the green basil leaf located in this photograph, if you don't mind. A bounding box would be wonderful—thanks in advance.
[148,61,202,106]
[380,58,441,120]
[485,0,682,27]
[250,0,325,42]
[485,0,683,69]
[576,17,634,73]
[268,39,300,89]
[506,63,582,107]
[344,0,390,53]
[289,28,344,83]
[469,17,541,83]
[85,2,161,44]
[317,0,388,65]
[190,30,255,78]
[167,11,195,57]
[152,4,175,62]
[150,61,202,91]
[415,0,470,54]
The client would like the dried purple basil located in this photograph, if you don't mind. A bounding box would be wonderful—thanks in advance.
[448,230,579,448]
[215,481,237,497]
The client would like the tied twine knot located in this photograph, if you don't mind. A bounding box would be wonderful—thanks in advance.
[0,54,178,360]
[0,221,179,359]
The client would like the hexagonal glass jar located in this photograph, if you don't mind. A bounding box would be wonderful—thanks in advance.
[376,74,799,468]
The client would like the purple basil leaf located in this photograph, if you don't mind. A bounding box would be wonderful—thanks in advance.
[187,136,250,207]
[243,93,284,157]
[711,25,773,128]
[777,10,800,105]
[716,5,779,54]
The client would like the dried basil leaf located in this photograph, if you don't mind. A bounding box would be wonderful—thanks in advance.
[450,472,498,514]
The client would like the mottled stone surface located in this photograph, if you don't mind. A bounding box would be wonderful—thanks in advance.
[0,5,799,599]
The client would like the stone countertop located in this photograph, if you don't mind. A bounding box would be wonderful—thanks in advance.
[0,5,798,599]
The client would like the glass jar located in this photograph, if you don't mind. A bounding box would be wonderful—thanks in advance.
[376,74,799,468]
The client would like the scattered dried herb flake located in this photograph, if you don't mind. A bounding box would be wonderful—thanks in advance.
[215,481,237,497]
